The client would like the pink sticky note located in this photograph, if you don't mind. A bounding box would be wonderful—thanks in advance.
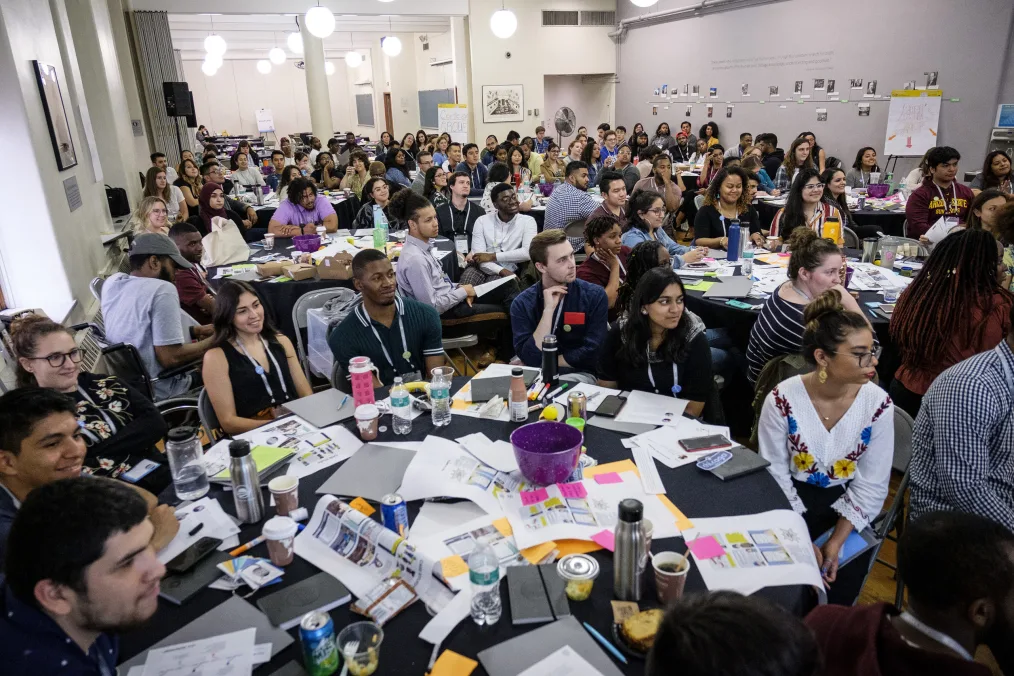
[687,535,726,560]
[556,482,588,499]
[593,472,623,485]
[590,529,615,552]
[520,488,549,506]
[703,257,716,262]
[777,252,791,257]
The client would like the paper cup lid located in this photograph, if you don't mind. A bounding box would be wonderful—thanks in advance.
[268,475,298,492]
[557,554,599,581]
[262,516,298,539]
[355,404,379,420]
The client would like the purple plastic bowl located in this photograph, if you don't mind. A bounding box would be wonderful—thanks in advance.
[539,182,555,197]
[510,421,584,485]
[867,183,890,199]
[845,265,854,289]
[293,234,321,252]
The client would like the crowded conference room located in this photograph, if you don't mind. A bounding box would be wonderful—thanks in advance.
[4,0,1014,673]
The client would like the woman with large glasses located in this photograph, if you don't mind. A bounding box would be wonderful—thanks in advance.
[889,228,1013,417]
[757,289,894,605]
[621,190,705,269]
[768,168,845,247]
[11,314,170,492]
[423,166,451,208]
[597,267,714,420]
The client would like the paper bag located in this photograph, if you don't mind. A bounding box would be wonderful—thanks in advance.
[201,216,251,267]
[283,263,317,281]
[317,252,353,280]
[256,261,287,277]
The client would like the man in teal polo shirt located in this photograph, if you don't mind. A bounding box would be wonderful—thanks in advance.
[329,250,446,386]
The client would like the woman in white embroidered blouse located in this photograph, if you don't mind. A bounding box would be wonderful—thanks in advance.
[758,289,894,605]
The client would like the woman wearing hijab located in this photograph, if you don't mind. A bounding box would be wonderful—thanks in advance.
[188,182,246,237]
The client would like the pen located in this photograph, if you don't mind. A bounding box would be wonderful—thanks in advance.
[581,621,628,665]
[229,534,267,557]
[187,522,205,538]
[536,383,552,401]
[545,383,569,401]
[338,394,349,410]
[427,643,441,670]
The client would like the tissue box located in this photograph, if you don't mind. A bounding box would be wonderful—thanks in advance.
[283,263,317,281]
[317,253,353,280]
[256,261,287,277]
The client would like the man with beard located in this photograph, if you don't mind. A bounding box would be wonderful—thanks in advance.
[329,249,445,387]
[169,222,216,324]
[0,477,167,675]
[101,234,212,398]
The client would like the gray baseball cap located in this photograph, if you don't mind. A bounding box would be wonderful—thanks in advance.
[129,233,193,269]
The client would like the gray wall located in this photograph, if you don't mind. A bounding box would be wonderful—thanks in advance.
[615,0,1014,177]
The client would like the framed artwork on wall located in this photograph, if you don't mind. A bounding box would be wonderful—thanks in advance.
[482,85,524,123]
[32,61,77,171]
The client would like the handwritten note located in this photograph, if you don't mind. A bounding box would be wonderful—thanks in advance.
[492,517,513,537]
[611,601,640,623]
[686,535,726,560]
[590,529,616,552]
[593,472,623,485]
[520,488,549,506]
[349,497,375,517]
[556,482,588,499]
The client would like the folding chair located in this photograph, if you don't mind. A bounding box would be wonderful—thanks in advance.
[442,335,479,377]
[292,288,357,382]
[843,226,860,249]
[564,220,588,263]
[197,388,222,442]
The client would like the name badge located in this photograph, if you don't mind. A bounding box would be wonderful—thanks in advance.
[563,312,585,325]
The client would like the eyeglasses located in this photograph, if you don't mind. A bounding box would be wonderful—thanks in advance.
[28,349,83,368]
[151,208,168,215]
[646,207,666,216]
[803,183,825,191]
[830,347,881,367]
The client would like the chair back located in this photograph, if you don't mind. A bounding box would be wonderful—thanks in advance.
[292,287,358,381]
[89,277,104,301]
[563,219,587,240]
[330,358,352,394]
[694,194,705,210]
[843,226,860,249]
[892,406,915,473]
[748,353,811,449]
[100,342,156,401]
[197,388,223,441]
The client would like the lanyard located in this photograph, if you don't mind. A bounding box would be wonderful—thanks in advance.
[368,311,413,371]
[454,203,472,236]
[236,336,288,404]
[591,252,626,278]
[934,183,956,218]
[859,171,869,187]
[551,298,566,334]
[470,165,481,188]
[646,345,681,396]
[898,613,973,661]
[673,145,690,162]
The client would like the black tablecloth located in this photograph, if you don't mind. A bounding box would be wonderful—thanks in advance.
[121,379,810,676]
[208,237,458,344]
[755,201,906,237]
[255,195,360,232]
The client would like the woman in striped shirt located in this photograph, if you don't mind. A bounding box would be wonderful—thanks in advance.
[768,168,845,247]
[746,228,866,383]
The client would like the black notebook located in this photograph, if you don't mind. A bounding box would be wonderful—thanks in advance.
[256,572,352,630]
[709,446,771,481]
[159,551,231,606]
[506,564,571,625]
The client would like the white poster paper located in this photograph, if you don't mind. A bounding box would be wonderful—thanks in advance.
[438,103,469,143]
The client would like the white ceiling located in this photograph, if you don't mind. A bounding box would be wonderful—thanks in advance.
[169,13,451,61]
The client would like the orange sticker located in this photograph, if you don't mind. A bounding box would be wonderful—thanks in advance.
[349,497,376,517]
[492,517,513,537]
[555,539,604,557]
[428,649,478,676]
[439,555,469,579]
[520,542,557,565]
[657,495,694,531]
[582,459,639,479]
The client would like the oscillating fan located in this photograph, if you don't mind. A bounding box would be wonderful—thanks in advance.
[554,107,577,144]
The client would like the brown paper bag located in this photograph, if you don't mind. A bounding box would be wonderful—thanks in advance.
[317,252,354,280]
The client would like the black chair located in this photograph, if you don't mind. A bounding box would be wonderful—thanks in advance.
[197,388,223,442]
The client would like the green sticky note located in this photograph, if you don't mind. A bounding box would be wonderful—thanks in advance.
[704,271,718,277]
[272,276,293,283]
[949,98,959,102]
[684,281,716,292]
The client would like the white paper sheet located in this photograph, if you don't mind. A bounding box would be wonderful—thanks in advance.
[456,432,520,472]
[141,627,255,676]
[419,586,472,645]
[158,497,241,564]
[409,501,488,542]
[473,274,517,297]
[285,424,364,479]
[622,421,733,469]
[614,390,689,427]
[518,645,606,676]
[924,216,954,244]
[682,510,825,599]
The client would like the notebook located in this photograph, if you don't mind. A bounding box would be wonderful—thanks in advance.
[118,596,293,670]
[316,443,416,500]
[209,445,294,484]
[257,572,352,629]
[703,276,754,298]
[707,446,771,481]
[158,551,231,606]
[507,566,554,625]
[477,616,624,676]
[814,526,879,566]
[281,388,355,428]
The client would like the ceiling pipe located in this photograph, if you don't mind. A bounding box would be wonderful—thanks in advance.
[609,0,788,39]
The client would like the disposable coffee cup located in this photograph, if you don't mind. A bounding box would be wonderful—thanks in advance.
[268,475,299,516]
[652,551,690,605]
[355,404,380,441]
[642,519,654,558]
[264,233,275,250]
[262,516,298,567]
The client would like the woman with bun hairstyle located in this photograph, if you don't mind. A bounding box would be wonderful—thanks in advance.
[758,289,894,605]
[889,228,1013,417]
[11,314,170,491]
[746,228,868,384]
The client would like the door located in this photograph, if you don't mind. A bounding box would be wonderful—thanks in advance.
[383,93,394,136]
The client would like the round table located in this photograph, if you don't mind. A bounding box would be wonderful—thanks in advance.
[255,195,361,232]
[121,379,812,676]
[754,200,906,237]
[207,236,459,344]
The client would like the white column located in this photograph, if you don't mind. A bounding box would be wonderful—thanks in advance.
[450,17,473,142]
[301,21,333,141]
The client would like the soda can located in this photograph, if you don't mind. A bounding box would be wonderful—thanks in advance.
[380,493,409,538]
[568,392,588,421]
[858,196,866,210]
[300,610,340,676]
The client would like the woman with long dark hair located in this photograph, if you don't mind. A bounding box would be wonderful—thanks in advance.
[384,148,413,188]
[175,158,202,210]
[845,146,880,189]
[768,168,845,245]
[276,165,301,202]
[423,166,450,208]
[650,122,675,151]
[797,131,825,173]
[506,146,532,187]
[416,129,428,151]
[699,122,721,148]
[694,167,762,249]
[621,189,703,269]
[967,190,1014,291]
[774,137,813,191]
[821,167,854,228]
[353,177,393,231]
[970,150,1013,194]
[889,228,1013,416]
[143,167,187,222]
[615,240,670,318]
[540,144,566,183]
[401,133,417,159]
[597,267,713,418]
[202,280,312,434]
[580,141,602,185]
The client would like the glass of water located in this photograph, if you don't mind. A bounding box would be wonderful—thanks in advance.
[882,284,899,304]
[165,427,209,500]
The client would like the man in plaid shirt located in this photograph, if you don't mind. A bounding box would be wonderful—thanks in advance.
[544,161,598,253]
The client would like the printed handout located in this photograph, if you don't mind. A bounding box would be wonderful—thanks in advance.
[614,390,689,427]
[140,627,255,676]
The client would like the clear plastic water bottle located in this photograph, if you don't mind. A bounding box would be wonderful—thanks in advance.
[430,366,453,427]
[469,540,502,625]
[390,376,412,435]
[373,204,389,249]
[165,427,209,501]
[741,245,754,276]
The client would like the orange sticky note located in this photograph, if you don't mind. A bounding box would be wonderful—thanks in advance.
[520,541,557,565]
[583,459,639,479]
[555,539,603,557]
[439,555,469,579]
[349,497,375,517]
[657,495,694,531]
[428,649,478,676]
[492,517,513,537]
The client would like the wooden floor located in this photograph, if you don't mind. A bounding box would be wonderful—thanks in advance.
[857,470,905,607]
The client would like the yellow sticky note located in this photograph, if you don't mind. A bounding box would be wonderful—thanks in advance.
[657,495,694,531]
[439,555,469,579]
[428,649,478,676]
[521,542,557,565]
[555,539,603,557]
[349,497,376,517]
[684,281,715,292]
[725,531,748,544]
[584,459,639,479]
[492,517,513,537]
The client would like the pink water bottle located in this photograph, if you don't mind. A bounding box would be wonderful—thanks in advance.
[348,356,376,408]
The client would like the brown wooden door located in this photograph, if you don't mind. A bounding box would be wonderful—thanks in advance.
[383,93,394,135]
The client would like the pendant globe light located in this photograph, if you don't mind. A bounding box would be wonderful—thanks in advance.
[203,15,227,56]
[256,60,272,74]
[268,40,286,65]
[201,60,218,76]
[490,4,517,39]
[287,31,304,55]
[381,17,401,56]
[629,0,659,6]
[204,52,223,70]
[305,4,336,39]
[345,51,362,67]
[325,61,335,75]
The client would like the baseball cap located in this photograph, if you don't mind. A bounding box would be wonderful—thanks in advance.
[129,233,193,269]
[676,131,688,140]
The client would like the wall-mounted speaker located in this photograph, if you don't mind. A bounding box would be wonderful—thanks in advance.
[162,81,193,117]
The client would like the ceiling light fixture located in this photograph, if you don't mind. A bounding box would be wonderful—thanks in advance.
[345,33,362,67]
[269,47,286,64]
[382,17,401,56]
[204,53,223,69]
[287,31,304,55]
[257,60,272,74]
[305,4,336,38]
[325,61,335,75]
[490,2,517,39]
[629,0,660,6]
[204,14,227,56]
[202,60,218,76]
